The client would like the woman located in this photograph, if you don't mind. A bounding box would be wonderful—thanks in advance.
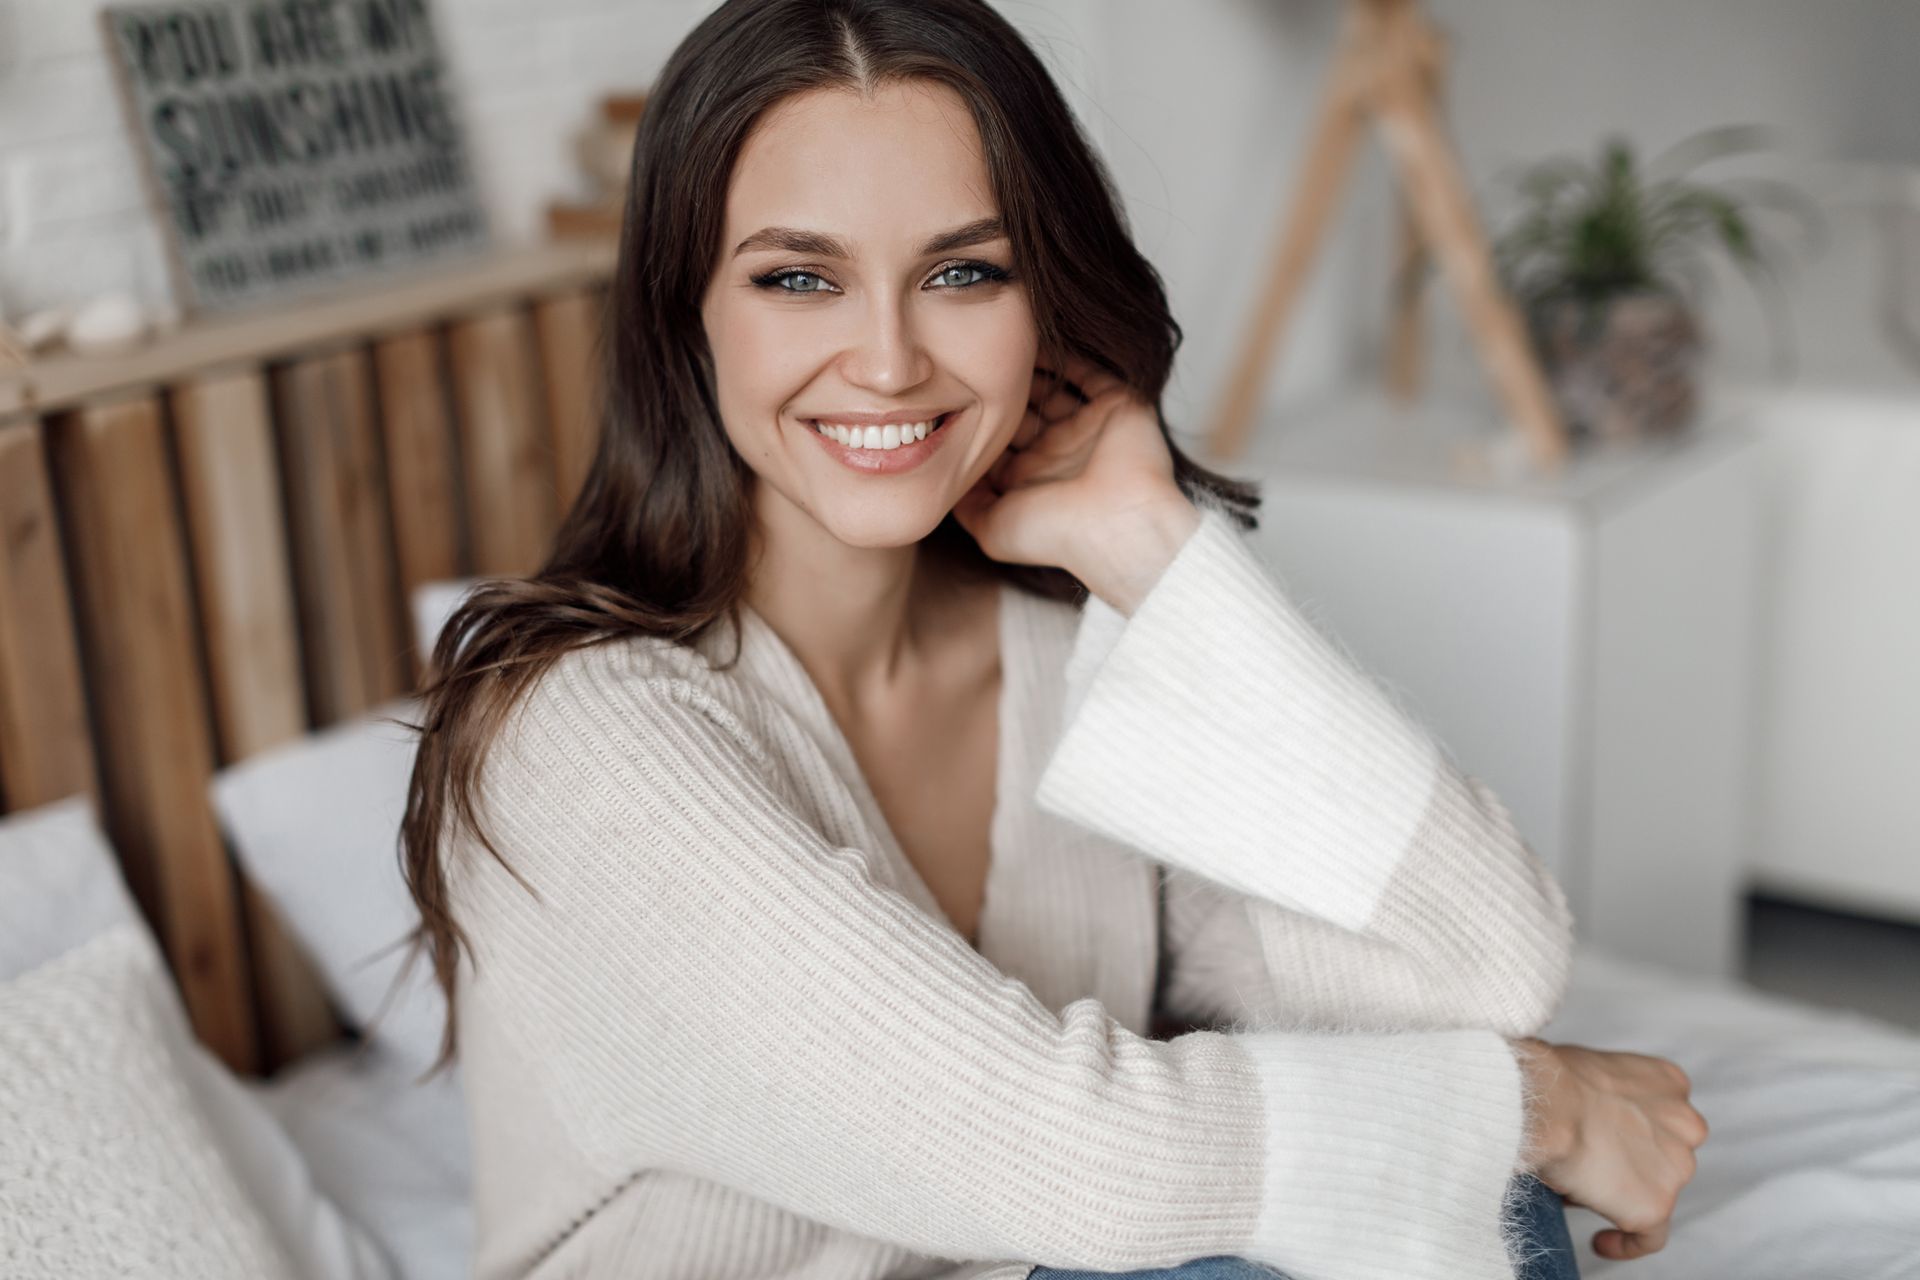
[397,2,1707,1277]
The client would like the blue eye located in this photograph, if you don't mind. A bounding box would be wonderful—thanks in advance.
[748,259,1013,296]
[757,270,833,294]
[930,260,1013,289]
[932,263,990,288]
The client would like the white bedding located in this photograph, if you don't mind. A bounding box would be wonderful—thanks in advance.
[245,1045,473,1280]
[245,942,1920,1280]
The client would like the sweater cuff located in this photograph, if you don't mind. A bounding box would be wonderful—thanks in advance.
[1233,1028,1530,1280]
[1037,505,1441,932]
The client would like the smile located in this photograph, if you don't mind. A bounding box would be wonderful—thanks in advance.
[802,408,960,474]
[807,411,953,450]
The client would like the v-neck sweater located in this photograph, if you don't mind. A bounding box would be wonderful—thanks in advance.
[447,504,1578,1280]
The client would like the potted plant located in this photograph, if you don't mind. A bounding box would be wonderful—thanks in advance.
[1491,125,1820,441]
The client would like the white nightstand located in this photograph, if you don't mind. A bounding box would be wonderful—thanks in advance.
[1207,390,1766,980]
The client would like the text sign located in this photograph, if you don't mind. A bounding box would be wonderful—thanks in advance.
[103,0,490,311]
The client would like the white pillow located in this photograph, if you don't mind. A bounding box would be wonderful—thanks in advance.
[209,702,446,1080]
[206,570,476,1080]
[254,1043,474,1280]
[0,923,302,1279]
[0,796,141,979]
[0,797,395,1280]
[412,576,480,664]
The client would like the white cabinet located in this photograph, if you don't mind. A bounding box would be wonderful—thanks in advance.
[1724,386,1920,925]
[1213,391,1766,979]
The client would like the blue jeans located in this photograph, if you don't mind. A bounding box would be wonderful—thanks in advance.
[1029,1172,1579,1279]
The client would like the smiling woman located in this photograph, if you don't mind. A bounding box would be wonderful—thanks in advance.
[389,3,1597,1280]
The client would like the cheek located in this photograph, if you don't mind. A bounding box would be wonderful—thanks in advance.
[930,300,1039,413]
[705,302,815,431]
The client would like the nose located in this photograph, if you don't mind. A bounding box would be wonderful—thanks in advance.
[838,291,933,395]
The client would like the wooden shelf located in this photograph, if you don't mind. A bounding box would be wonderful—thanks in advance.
[0,236,618,424]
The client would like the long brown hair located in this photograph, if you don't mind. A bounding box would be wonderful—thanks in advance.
[395,0,1262,1080]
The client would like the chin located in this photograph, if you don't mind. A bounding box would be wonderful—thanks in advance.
[825,510,947,550]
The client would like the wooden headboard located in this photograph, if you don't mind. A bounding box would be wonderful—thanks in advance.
[0,238,617,1075]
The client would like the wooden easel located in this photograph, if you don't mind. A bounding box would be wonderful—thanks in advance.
[1205,0,1569,470]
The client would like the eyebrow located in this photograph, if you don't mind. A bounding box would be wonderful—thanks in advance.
[732,215,1007,260]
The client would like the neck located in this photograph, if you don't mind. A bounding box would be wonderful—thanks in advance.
[743,487,966,714]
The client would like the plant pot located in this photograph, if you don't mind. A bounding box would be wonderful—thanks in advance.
[1526,290,1704,441]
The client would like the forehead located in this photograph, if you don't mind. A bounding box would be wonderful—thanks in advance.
[725,80,998,248]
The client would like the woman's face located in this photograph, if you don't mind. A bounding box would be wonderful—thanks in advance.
[700,79,1038,549]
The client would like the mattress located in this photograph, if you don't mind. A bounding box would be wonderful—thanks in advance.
[247,942,1920,1279]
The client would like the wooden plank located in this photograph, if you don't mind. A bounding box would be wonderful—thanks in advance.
[0,421,98,810]
[44,393,258,1073]
[448,307,558,576]
[372,329,465,669]
[172,371,307,758]
[272,347,410,724]
[1,239,618,425]
[172,368,343,1066]
[532,288,605,514]
[1385,19,1448,401]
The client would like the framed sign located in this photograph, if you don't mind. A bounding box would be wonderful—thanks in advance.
[101,0,491,313]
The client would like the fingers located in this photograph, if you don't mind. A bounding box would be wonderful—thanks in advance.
[1027,372,1085,436]
[1053,351,1125,402]
[1031,353,1125,414]
[1593,1217,1671,1261]
[1020,357,1139,461]
[1028,364,1075,405]
[1660,1059,1710,1148]
[1022,360,1128,452]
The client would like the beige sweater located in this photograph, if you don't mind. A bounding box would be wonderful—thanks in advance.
[448,504,1577,1280]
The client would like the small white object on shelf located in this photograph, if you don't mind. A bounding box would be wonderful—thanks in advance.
[1214,389,1767,979]
[65,292,150,355]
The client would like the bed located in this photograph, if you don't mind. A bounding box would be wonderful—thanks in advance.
[1,238,1916,1279]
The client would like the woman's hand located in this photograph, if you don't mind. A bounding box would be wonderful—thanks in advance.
[1513,1036,1711,1263]
[951,353,1200,612]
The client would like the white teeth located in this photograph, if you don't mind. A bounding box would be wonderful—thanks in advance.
[814,416,943,449]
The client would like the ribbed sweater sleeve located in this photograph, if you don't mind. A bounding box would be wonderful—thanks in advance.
[453,628,1533,1279]
[1034,505,1575,1043]
[1036,504,1573,1196]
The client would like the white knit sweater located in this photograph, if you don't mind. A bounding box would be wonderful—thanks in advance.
[447,504,1577,1280]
